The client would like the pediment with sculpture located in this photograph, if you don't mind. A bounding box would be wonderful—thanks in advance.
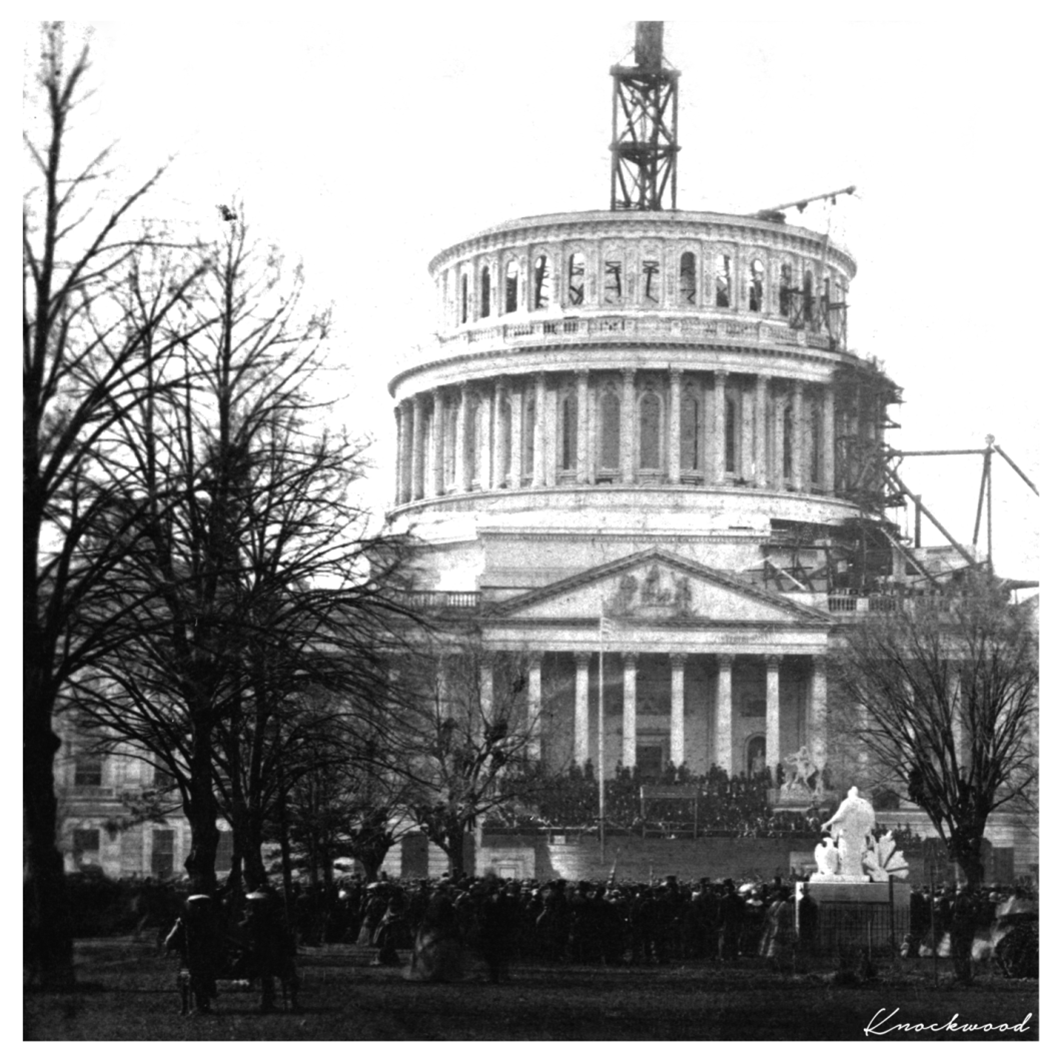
[493,548,832,626]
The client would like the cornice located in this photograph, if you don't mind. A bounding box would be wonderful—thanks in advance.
[388,339,860,396]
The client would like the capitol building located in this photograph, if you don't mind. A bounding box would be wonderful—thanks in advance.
[387,206,894,786]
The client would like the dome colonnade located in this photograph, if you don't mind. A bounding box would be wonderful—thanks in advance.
[387,210,891,781]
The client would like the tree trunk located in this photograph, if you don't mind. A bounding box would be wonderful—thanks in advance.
[23,713,74,987]
[446,823,467,878]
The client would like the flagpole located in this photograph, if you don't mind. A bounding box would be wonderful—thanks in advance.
[598,600,606,865]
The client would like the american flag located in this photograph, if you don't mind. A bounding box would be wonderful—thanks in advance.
[599,611,618,639]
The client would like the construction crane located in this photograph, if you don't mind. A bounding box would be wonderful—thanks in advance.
[886,437,1038,578]
[752,185,857,223]
[610,22,680,211]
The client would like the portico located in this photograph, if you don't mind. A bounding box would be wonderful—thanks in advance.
[481,547,832,779]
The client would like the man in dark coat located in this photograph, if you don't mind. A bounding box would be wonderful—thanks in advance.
[478,881,520,983]
[241,890,299,1013]
[165,894,224,1015]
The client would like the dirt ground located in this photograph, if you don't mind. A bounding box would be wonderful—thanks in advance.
[24,938,1038,1041]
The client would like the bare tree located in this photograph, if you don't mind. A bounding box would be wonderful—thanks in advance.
[400,644,546,877]
[70,213,419,893]
[830,574,1038,891]
[23,23,209,985]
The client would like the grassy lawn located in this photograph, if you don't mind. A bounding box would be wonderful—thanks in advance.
[24,938,1038,1041]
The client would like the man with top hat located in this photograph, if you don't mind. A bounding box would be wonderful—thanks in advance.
[240,889,299,1013]
[165,894,223,1015]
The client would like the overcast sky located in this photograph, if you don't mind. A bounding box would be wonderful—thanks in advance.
[34,12,1045,580]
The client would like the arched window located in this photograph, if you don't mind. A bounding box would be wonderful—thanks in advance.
[533,255,550,310]
[568,253,586,306]
[480,266,490,319]
[725,396,737,473]
[641,259,660,305]
[559,390,578,471]
[639,391,662,470]
[679,251,697,305]
[715,253,731,308]
[749,259,765,313]
[522,396,536,478]
[460,274,469,324]
[680,387,700,471]
[802,270,814,322]
[779,263,793,317]
[603,259,623,305]
[598,388,620,471]
[504,260,519,314]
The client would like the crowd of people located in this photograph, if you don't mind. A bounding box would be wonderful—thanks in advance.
[159,871,1036,1012]
[507,763,929,846]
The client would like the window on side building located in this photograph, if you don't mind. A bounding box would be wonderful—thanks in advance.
[74,753,103,788]
[480,266,490,318]
[73,828,101,869]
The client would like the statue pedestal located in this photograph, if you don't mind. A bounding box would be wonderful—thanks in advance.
[797,880,911,954]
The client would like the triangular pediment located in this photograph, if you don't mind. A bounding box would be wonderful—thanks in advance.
[492,549,830,627]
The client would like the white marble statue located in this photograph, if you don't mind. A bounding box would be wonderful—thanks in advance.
[822,786,876,879]
[813,834,840,878]
[783,745,819,794]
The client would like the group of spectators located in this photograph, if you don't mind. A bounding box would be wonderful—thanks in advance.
[159,871,1037,1010]
[512,764,928,845]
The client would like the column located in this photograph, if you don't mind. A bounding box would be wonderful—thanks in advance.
[532,373,546,486]
[765,655,781,770]
[432,388,445,497]
[715,654,733,773]
[755,375,768,487]
[411,395,424,500]
[393,406,403,505]
[809,656,827,771]
[491,380,505,490]
[792,381,805,492]
[574,652,591,767]
[527,652,543,760]
[509,385,523,487]
[773,386,786,487]
[620,368,635,484]
[668,368,682,484]
[713,371,727,484]
[544,383,557,487]
[480,661,494,720]
[622,652,638,768]
[576,369,590,484]
[822,386,835,495]
[455,382,469,492]
[670,653,686,765]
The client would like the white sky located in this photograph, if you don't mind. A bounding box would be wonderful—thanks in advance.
[26,12,1047,581]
